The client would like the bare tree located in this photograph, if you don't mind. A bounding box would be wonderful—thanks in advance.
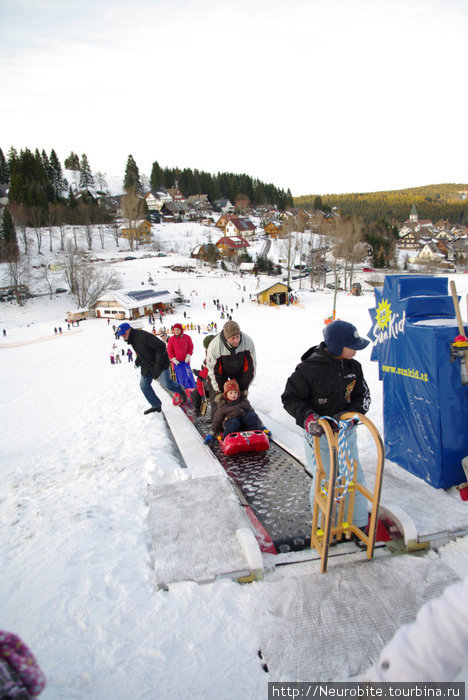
[98,224,106,249]
[9,204,30,255]
[121,188,145,251]
[8,256,30,305]
[94,171,108,193]
[333,215,366,290]
[29,207,45,253]
[279,217,297,303]
[111,220,120,248]
[47,203,56,252]
[62,240,81,294]
[74,261,121,308]
[40,264,55,299]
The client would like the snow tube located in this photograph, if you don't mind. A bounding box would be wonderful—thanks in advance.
[174,361,196,389]
[220,430,270,456]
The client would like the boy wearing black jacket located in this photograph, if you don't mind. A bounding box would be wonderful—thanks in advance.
[281,320,371,528]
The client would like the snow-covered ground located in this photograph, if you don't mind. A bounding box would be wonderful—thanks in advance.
[1,223,467,697]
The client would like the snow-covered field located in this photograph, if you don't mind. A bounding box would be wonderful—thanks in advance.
[1,223,467,697]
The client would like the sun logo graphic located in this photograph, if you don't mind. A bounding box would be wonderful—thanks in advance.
[375,299,392,330]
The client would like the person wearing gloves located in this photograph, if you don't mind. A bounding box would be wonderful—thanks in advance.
[167,323,196,389]
[205,320,256,399]
[167,323,194,366]
[365,573,468,681]
[281,320,371,528]
[204,379,263,444]
[115,322,186,415]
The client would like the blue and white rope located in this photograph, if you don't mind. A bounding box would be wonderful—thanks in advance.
[306,415,358,501]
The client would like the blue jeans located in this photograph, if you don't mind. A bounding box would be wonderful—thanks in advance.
[303,426,368,528]
[139,369,185,409]
[223,411,261,437]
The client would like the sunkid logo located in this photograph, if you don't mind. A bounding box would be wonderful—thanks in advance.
[372,298,406,345]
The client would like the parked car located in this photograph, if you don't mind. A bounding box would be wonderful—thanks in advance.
[55,288,67,294]
[124,256,136,261]
[363,266,375,272]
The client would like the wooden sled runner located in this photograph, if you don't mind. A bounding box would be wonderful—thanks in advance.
[310,412,384,573]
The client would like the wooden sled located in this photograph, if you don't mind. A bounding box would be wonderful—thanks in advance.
[310,412,384,573]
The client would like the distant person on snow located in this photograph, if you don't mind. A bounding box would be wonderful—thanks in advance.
[281,320,371,530]
[205,320,256,400]
[204,379,263,443]
[167,323,195,389]
[116,322,186,415]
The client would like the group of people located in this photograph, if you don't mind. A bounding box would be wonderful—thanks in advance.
[115,315,371,521]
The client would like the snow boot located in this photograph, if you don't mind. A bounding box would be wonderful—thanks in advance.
[144,406,162,415]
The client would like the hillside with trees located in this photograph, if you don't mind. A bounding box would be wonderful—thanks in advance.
[295,184,468,224]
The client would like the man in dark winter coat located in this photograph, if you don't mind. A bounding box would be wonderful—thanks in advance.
[206,320,256,396]
[282,319,371,528]
[116,322,186,415]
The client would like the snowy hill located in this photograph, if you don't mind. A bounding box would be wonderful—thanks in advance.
[1,223,468,697]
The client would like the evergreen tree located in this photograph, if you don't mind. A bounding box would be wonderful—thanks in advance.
[0,148,9,183]
[49,149,67,199]
[79,153,94,188]
[123,155,142,193]
[0,207,19,260]
[64,151,80,170]
[150,160,164,191]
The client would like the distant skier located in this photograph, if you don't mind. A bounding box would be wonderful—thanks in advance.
[116,322,187,415]
[281,320,371,530]
[204,379,263,443]
[126,348,133,362]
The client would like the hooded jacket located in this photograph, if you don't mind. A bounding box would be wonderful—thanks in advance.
[126,328,170,379]
[281,342,371,427]
[206,331,256,393]
[167,330,194,363]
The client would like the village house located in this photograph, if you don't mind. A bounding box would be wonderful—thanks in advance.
[224,216,256,239]
[214,198,234,213]
[264,220,284,239]
[90,287,177,321]
[119,219,152,244]
[145,191,172,212]
[215,235,250,259]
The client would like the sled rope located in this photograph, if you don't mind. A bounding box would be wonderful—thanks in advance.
[306,416,356,500]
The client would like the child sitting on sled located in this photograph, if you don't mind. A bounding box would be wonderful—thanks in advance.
[204,379,265,443]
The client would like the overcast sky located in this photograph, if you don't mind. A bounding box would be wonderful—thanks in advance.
[1,0,467,196]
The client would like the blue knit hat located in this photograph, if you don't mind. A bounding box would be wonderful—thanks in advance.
[323,320,369,355]
[116,322,131,337]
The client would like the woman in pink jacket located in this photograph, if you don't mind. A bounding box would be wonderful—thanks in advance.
[167,323,194,364]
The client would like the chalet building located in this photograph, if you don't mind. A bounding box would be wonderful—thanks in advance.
[256,282,291,306]
[224,217,256,239]
[214,198,234,213]
[215,214,235,231]
[145,191,172,211]
[119,219,152,243]
[167,187,186,203]
[186,194,211,212]
[264,220,284,238]
[215,235,250,258]
[91,287,176,321]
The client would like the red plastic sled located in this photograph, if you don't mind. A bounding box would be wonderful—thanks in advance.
[220,430,269,456]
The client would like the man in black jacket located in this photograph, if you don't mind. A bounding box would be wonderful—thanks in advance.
[282,319,371,528]
[116,323,186,414]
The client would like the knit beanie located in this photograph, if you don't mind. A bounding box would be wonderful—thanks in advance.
[203,334,215,349]
[173,323,183,333]
[223,379,240,397]
[223,320,241,339]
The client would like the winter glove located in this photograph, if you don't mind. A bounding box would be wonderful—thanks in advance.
[304,412,324,437]
[185,354,191,363]
[172,358,180,365]
[204,434,214,444]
